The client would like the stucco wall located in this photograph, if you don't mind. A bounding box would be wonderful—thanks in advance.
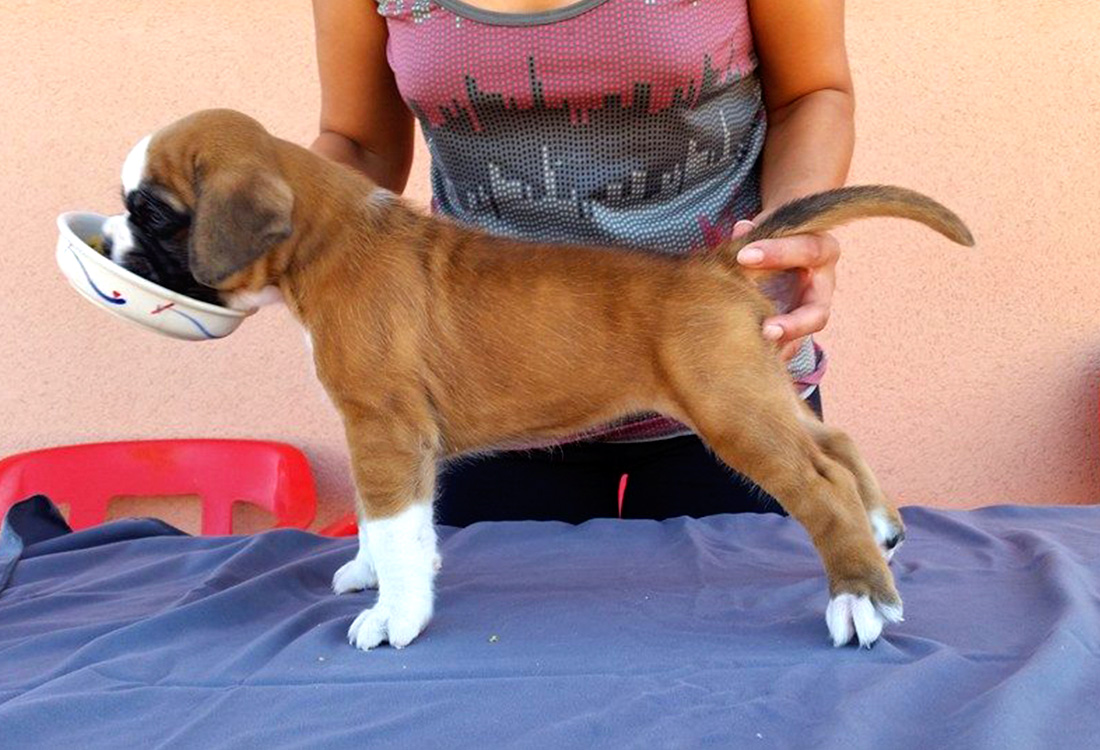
[1,1,1096,531]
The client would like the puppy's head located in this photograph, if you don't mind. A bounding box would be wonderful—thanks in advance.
[104,110,295,309]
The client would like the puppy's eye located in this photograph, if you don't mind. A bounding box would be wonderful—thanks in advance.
[126,188,190,236]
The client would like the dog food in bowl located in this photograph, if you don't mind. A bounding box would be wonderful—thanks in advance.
[56,211,253,341]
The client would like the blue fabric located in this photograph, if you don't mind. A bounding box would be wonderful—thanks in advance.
[2,496,1099,748]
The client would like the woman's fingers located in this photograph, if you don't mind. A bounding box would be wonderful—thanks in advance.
[732,219,756,239]
[730,225,841,348]
[757,241,838,343]
[736,232,839,271]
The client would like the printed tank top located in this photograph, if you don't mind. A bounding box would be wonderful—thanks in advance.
[375,0,825,442]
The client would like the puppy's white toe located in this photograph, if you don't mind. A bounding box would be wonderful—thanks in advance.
[826,594,856,646]
[387,605,432,649]
[347,597,432,651]
[826,593,903,648]
[332,556,378,594]
[869,508,905,562]
[348,605,390,650]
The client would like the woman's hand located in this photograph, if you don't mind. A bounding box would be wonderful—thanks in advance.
[733,219,839,361]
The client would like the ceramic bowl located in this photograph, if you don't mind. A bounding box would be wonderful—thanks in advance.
[56,211,252,341]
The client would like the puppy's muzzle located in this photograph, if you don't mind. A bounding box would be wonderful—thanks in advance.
[101,214,133,264]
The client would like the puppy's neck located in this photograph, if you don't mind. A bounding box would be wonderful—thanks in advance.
[264,140,413,324]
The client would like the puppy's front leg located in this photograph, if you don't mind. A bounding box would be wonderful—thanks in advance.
[348,501,438,650]
[341,435,440,651]
[332,511,378,594]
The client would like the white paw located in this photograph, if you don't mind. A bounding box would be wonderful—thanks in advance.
[332,555,378,594]
[348,598,432,651]
[869,508,905,562]
[345,503,438,650]
[826,593,904,648]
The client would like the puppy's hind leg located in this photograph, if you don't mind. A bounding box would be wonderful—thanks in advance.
[798,406,906,561]
[666,327,902,647]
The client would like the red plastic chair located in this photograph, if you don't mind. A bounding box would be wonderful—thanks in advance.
[0,439,316,535]
[320,513,358,537]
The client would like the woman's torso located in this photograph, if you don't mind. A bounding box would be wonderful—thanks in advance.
[378,0,766,253]
[375,0,821,441]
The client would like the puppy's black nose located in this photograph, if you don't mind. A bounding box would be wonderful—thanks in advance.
[884,530,905,550]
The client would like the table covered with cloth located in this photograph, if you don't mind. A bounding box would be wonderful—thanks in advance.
[2,495,1099,748]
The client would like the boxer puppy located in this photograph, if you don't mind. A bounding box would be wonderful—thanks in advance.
[107,109,973,651]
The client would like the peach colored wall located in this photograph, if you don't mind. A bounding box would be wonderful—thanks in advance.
[1,1,1097,532]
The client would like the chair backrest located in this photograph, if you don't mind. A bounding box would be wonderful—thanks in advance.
[0,439,316,535]
[319,513,358,537]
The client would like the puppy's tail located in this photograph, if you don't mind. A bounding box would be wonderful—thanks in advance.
[721,185,974,280]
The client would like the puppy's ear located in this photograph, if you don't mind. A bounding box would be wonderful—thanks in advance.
[188,168,294,287]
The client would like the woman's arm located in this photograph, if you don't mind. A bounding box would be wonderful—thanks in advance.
[751,0,854,211]
[740,0,854,352]
[311,0,415,192]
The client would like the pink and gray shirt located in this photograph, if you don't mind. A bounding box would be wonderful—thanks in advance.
[376,0,826,442]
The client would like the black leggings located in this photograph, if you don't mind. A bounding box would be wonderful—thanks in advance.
[435,389,822,526]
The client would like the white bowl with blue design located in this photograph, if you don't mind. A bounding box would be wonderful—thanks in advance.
[56,212,252,341]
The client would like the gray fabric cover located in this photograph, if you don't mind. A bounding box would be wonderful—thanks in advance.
[2,496,1098,748]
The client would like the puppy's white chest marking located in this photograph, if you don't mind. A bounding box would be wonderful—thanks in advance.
[225,286,284,311]
[121,134,152,194]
